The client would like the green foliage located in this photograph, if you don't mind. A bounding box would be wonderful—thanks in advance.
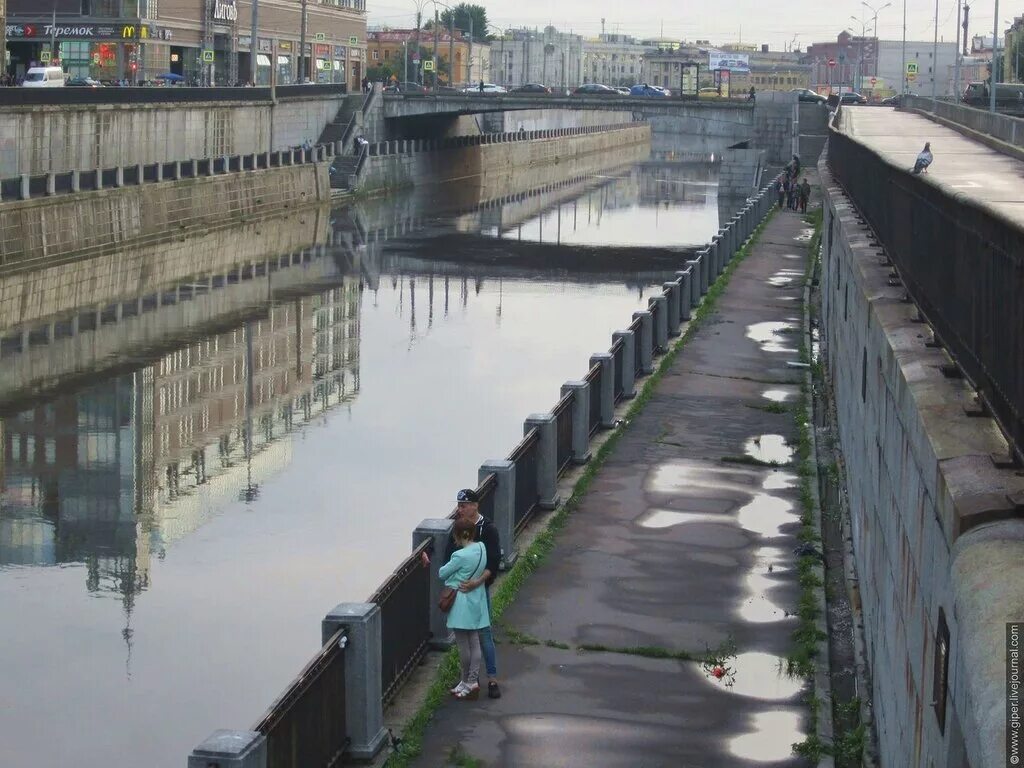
[439,4,491,40]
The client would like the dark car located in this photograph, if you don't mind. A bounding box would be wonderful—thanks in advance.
[573,83,617,95]
[66,76,103,87]
[839,91,867,105]
[512,83,551,94]
[791,88,825,103]
[384,81,427,93]
[629,83,669,97]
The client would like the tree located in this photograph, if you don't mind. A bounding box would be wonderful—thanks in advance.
[438,4,491,41]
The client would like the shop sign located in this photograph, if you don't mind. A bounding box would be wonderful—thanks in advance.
[5,22,162,40]
[258,38,273,53]
[334,46,346,57]
[316,44,330,55]
[213,0,238,22]
[278,41,293,51]
[239,35,251,47]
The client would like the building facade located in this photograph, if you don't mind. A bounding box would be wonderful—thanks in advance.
[489,26,583,90]
[581,33,647,86]
[4,0,366,87]
[876,39,957,97]
[367,28,473,85]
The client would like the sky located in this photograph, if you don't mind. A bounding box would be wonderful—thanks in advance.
[367,0,1011,51]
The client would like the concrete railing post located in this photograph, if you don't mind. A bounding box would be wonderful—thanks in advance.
[19,174,30,199]
[321,604,387,761]
[663,281,681,336]
[479,460,517,568]
[136,163,143,182]
[612,330,636,398]
[675,269,693,321]
[708,237,721,279]
[524,414,561,509]
[560,382,592,464]
[413,519,454,649]
[589,353,615,427]
[191,159,199,176]
[631,311,654,373]
[651,295,669,350]
[70,170,80,192]
[115,166,124,187]
[685,258,702,304]
[188,731,266,768]
[155,163,163,182]
[46,173,55,196]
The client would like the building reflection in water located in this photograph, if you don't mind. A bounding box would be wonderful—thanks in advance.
[0,282,362,620]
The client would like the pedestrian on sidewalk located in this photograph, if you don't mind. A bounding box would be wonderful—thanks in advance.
[775,175,785,209]
[439,518,490,700]
[442,488,503,698]
[798,177,811,213]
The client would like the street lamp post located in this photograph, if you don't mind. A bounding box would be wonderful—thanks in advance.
[862,2,890,90]
[901,0,907,93]
[992,0,999,112]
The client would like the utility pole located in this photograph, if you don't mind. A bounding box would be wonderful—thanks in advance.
[468,16,473,84]
[250,0,259,84]
[299,0,308,82]
[901,0,907,93]
[954,0,962,100]
[991,0,999,112]
[404,39,408,86]
[448,12,454,86]
[932,0,940,102]
[433,8,439,89]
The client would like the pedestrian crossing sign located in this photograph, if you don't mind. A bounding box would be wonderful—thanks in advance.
[906,62,918,75]
[202,49,215,62]
[423,60,434,72]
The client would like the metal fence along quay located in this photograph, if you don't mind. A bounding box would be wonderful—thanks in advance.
[187,180,778,768]
[828,122,1024,463]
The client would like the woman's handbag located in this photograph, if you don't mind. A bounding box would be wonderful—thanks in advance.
[438,544,484,614]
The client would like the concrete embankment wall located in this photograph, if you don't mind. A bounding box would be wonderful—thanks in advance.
[359,124,650,195]
[820,155,1024,767]
[0,163,331,270]
[0,93,351,178]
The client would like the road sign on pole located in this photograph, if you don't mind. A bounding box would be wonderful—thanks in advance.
[906,62,918,75]
[315,32,326,42]
[422,59,434,72]
[870,76,877,86]
[202,49,215,62]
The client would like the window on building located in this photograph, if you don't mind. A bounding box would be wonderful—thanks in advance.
[384,50,390,59]
[372,50,379,60]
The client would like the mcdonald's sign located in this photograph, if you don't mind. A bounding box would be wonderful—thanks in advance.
[121,25,150,39]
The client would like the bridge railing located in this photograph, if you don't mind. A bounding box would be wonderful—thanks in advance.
[188,178,780,767]
[828,125,1024,461]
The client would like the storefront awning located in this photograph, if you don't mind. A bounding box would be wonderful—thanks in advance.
[277,55,290,65]
[256,54,271,66]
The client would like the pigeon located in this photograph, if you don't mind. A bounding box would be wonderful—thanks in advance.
[912,142,933,175]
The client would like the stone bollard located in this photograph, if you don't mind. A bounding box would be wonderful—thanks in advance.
[560,381,592,464]
[524,414,561,509]
[321,604,388,760]
[612,330,637,398]
[589,353,615,428]
[651,295,669,350]
[71,170,80,192]
[479,460,517,569]
[685,258,702,304]
[675,269,693,321]
[631,311,654,374]
[115,166,124,187]
[188,731,266,768]
[413,519,454,649]
[46,173,55,196]
[663,281,681,336]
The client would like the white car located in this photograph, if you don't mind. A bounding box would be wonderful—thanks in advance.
[462,83,506,94]
[22,66,66,87]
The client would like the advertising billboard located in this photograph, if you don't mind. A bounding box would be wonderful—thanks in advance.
[708,50,749,72]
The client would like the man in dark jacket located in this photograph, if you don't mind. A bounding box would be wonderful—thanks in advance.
[443,488,502,698]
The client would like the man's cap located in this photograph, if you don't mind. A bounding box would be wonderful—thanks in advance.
[456,488,480,503]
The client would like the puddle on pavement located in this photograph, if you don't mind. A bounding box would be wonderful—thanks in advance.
[740,567,792,623]
[794,227,815,242]
[702,652,805,701]
[737,493,797,538]
[745,321,798,354]
[637,509,715,528]
[648,462,757,495]
[728,710,806,761]
[743,434,793,464]
[761,389,793,403]
[767,268,804,288]
[763,471,798,491]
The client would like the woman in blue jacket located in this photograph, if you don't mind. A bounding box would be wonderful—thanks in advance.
[439,518,491,700]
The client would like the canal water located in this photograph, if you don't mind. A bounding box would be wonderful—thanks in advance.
[0,150,725,767]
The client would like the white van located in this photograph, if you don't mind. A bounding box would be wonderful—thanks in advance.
[22,67,66,87]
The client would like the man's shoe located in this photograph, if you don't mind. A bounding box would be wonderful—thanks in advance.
[488,681,501,699]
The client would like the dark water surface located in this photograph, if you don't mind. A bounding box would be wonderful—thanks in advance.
[0,153,723,766]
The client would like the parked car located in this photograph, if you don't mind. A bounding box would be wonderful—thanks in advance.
[629,83,669,97]
[839,91,867,105]
[962,82,1024,113]
[573,83,617,95]
[511,83,551,94]
[698,86,720,99]
[461,83,506,93]
[22,66,66,87]
[384,81,427,93]
[791,88,826,104]
[65,76,104,87]
[615,86,631,95]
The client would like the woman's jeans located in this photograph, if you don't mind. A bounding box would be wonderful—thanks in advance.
[479,589,497,678]
[454,629,481,686]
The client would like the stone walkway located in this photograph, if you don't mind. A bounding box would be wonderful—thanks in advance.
[411,203,818,768]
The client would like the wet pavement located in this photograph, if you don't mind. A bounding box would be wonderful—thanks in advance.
[412,206,816,767]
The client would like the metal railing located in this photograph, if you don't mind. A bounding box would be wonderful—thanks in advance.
[828,127,1024,461]
[476,472,497,521]
[368,539,433,705]
[585,363,602,435]
[0,83,348,107]
[253,627,350,768]
[508,428,541,532]
[610,337,626,402]
[553,392,575,474]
